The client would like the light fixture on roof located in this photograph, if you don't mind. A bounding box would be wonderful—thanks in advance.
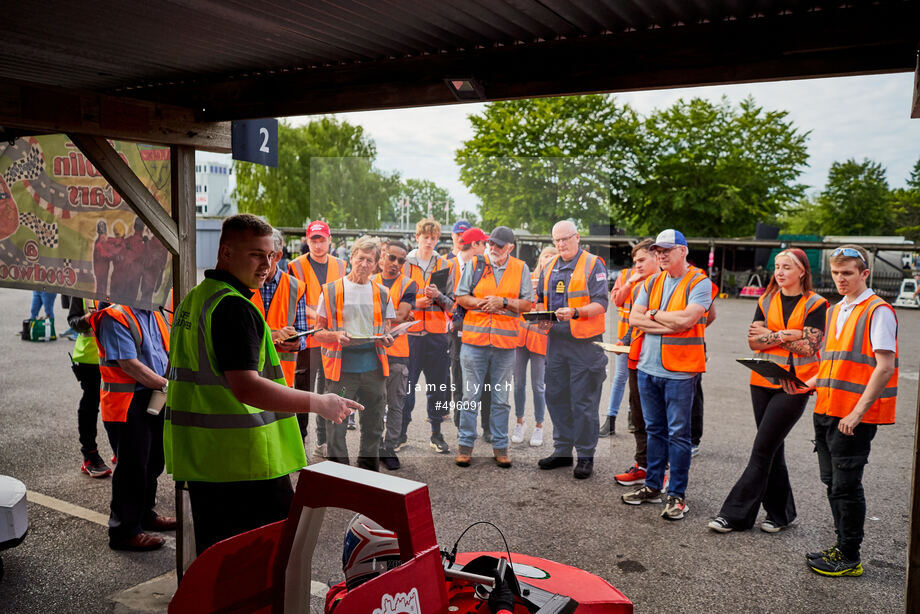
[445,77,486,101]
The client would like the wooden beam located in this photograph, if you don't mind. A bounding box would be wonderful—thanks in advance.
[169,144,197,581]
[0,80,230,152]
[68,133,179,255]
[912,52,920,119]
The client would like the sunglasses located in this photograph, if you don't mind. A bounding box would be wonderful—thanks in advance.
[386,254,407,265]
[831,247,867,265]
[488,241,505,248]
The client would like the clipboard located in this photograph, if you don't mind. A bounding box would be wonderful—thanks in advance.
[522,310,557,322]
[429,267,450,294]
[594,342,629,354]
[282,329,319,342]
[736,358,808,388]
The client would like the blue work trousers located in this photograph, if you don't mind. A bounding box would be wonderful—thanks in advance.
[638,371,696,498]
[544,335,607,459]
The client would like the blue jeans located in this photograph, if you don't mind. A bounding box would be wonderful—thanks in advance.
[513,347,545,423]
[458,344,515,450]
[606,351,628,417]
[637,371,696,498]
[30,291,57,320]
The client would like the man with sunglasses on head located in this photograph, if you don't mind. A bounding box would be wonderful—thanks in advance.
[454,226,532,468]
[372,241,418,470]
[784,244,897,577]
[536,220,609,480]
[622,229,713,520]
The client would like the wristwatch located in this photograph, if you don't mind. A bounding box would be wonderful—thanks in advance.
[572,308,580,319]
[502,297,509,309]
[648,309,659,321]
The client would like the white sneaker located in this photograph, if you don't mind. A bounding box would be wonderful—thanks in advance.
[313,443,327,458]
[511,422,525,444]
[529,427,544,447]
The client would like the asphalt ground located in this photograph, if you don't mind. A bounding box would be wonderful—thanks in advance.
[0,286,916,613]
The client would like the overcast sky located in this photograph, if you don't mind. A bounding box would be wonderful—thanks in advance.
[203,72,919,218]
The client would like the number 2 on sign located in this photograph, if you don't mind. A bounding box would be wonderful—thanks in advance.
[259,128,270,153]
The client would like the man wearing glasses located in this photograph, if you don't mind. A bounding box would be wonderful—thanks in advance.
[535,220,609,479]
[622,229,713,520]
[783,244,898,577]
[372,241,418,470]
[455,226,532,468]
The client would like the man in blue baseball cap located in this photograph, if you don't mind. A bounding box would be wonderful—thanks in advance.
[450,220,472,258]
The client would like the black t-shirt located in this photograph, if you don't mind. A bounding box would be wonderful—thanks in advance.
[207,269,265,372]
[753,293,827,331]
[308,256,329,285]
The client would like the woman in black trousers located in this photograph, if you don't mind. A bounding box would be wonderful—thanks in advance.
[709,249,827,533]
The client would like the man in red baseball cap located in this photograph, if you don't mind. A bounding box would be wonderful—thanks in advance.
[288,219,348,455]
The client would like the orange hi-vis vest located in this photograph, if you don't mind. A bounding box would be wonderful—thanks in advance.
[403,256,455,334]
[644,268,709,373]
[517,272,548,355]
[626,282,646,369]
[750,291,827,389]
[373,272,412,359]
[615,268,632,341]
[288,254,346,348]
[542,250,606,339]
[815,294,898,425]
[90,305,170,423]
[319,278,390,382]
[251,271,306,386]
[462,254,525,349]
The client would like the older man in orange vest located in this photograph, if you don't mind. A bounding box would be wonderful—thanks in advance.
[288,220,347,453]
[784,244,897,577]
[622,229,713,521]
[535,221,609,480]
[252,229,309,387]
[91,304,175,551]
[454,226,532,468]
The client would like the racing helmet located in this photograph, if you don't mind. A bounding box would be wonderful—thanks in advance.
[342,514,401,591]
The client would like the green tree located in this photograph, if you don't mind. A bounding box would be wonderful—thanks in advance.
[892,158,920,240]
[455,95,640,233]
[622,96,810,237]
[390,178,456,230]
[234,118,398,228]
[815,158,893,235]
[779,197,824,235]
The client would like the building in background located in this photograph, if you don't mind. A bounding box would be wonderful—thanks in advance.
[194,159,236,217]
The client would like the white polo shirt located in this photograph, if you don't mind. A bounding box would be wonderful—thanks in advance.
[833,288,896,352]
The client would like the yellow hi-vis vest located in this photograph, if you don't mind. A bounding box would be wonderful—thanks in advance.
[164,277,306,483]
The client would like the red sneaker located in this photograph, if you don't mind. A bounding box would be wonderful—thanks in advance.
[614,464,646,486]
[81,456,112,479]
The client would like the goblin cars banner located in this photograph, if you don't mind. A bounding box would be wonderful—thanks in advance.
[0,135,172,310]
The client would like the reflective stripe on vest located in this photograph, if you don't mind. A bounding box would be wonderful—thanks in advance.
[815,296,898,425]
[252,272,304,386]
[750,291,826,389]
[404,257,455,334]
[615,268,632,341]
[373,273,412,358]
[646,269,708,373]
[320,278,390,382]
[288,254,345,348]
[164,278,305,483]
[72,298,100,365]
[462,255,525,349]
[91,305,170,423]
[542,251,605,339]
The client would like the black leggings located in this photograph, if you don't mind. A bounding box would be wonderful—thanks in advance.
[717,385,809,529]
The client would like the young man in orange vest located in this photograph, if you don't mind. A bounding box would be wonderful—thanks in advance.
[314,236,395,471]
[536,220,609,479]
[454,226,532,468]
[400,218,457,454]
[288,220,347,454]
[252,229,310,387]
[784,244,897,577]
[92,303,174,551]
[623,229,713,519]
[373,240,418,470]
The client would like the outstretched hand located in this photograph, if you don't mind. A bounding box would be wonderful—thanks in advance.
[314,393,363,423]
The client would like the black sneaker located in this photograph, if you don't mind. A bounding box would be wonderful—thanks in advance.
[708,516,733,533]
[806,544,840,562]
[599,415,615,437]
[482,430,493,444]
[380,454,401,471]
[429,432,449,454]
[808,548,863,576]
[573,457,594,479]
[81,452,112,479]
[394,434,408,452]
[346,414,357,430]
[538,454,573,470]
